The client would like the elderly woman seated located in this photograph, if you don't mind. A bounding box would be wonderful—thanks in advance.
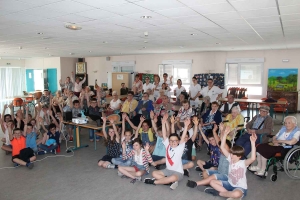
[199,96,211,117]
[249,116,300,176]
[108,91,122,114]
[201,101,222,133]
[235,105,273,157]
[224,106,244,140]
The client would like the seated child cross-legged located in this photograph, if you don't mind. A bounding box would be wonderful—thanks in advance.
[187,124,232,191]
[195,124,221,172]
[118,138,153,183]
[143,114,188,190]
[204,125,257,199]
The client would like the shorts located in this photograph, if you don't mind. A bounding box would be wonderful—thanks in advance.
[11,147,34,163]
[161,169,183,181]
[203,161,218,169]
[182,159,191,165]
[99,155,113,163]
[152,155,165,162]
[132,161,146,172]
[206,170,228,181]
[221,181,247,197]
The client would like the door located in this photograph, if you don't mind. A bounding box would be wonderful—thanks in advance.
[25,69,35,92]
[47,68,57,93]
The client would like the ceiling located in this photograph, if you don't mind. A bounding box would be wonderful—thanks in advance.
[0,0,300,58]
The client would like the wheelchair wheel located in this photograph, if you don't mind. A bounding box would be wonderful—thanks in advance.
[270,174,277,182]
[283,146,300,179]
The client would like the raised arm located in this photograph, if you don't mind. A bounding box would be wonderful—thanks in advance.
[245,133,257,166]
[161,113,169,141]
[212,124,221,145]
[221,125,231,158]
[110,118,120,142]
[80,74,86,84]
[101,117,108,140]
[23,119,28,135]
[180,118,190,144]
[96,87,101,107]
[49,110,59,128]
[70,72,75,83]
[170,115,175,134]
[9,103,14,120]
[165,117,170,136]
[8,122,13,141]
[121,113,127,140]
[150,111,158,133]
[198,124,209,144]
[191,116,198,142]
[126,116,138,130]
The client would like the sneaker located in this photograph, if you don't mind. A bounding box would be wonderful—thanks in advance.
[170,181,178,190]
[186,180,197,188]
[121,175,128,179]
[144,178,155,185]
[27,162,34,169]
[14,163,20,167]
[37,151,46,155]
[117,171,123,177]
[107,164,115,169]
[248,165,260,172]
[51,149,56,154]
[130,179,137,184]
[199,172,203,178]
[196,185,207,192]
[184,169,190,177]
[69,136,73,142]
[255,170,268,177]
[135,176,142,181]
[195,166,202,172]
[154,164,161,170]
[204,187,219,196]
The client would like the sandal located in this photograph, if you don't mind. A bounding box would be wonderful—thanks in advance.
[248,165,260,172]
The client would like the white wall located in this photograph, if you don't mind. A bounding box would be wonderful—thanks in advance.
[60,57,77,83]
[85,49,300,110]
[0,59,25,67]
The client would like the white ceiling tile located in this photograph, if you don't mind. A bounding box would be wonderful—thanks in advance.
[71,0,127,8]
[16,7,67,19]
[125,11,169,21]
[281,14,300,21]
[280,5,300,15]
[282,19,300,26]
[17,0,63,6]
[1,13,43,24]
[193,3,235,14]
[0,0,38,12]
[156,7,198,18]
[251,21,281,28]
[172,15,210,23]
[239,8,278,18]
[42,0,95,13]
[134,0,185,11]
[278,0,300,6]
[102,3,150,15]
[184,21,220,29]
[77,9,121,20]
[229,0,276,11]
[214,18,246,25]
[204,11,241,21]
[246,16,280,24]
[54,14,96,23]
[141,18,178,26]
[177,0,227,6]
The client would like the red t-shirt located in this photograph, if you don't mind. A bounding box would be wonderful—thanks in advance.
[11,136,26,156]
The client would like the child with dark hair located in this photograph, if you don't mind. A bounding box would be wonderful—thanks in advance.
[195,124,221,172]
[187,124,232,190]
[9,128,36,169]
[204,125,257,199]
[118,138,153,183]
[38,122,61,155]
[1,111,14,153]
[144,114,188,190]
[98,117,121,168]
[23,121,38,153]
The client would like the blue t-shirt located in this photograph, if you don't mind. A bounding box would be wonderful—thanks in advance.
[26,132,37,151]
[152,136,165,157]
[209,144,221,167]
[47,131,60,145]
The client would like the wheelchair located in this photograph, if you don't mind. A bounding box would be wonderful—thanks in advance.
[256,143,300,182]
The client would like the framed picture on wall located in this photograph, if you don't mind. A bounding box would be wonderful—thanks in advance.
[76,62,86,74]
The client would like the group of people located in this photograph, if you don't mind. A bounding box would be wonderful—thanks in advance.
[1,71,300,200]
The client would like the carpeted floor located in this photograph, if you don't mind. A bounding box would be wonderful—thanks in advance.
[0,112,299,200]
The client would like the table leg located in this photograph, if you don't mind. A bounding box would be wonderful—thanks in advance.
[69,125,89,152]
[269,105,274,118]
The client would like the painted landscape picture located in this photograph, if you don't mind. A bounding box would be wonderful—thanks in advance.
[268,68,298,91]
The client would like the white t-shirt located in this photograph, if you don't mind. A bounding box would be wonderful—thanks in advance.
[227,154,248,189]
[3,124,10,145]
[160,79,173,87]
[174,86,186,98]
[201,86,223,102]
[134,150,144,165]
[143,83,154,92]
[110,99,121,110]
[163,139,185,174]
[189,84,201,103]
[220,102,241,112]
[275,130,300,141]
[153,82,161,98]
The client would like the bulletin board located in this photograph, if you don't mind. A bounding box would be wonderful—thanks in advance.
[194,73,225,89]
[112,72,130,93]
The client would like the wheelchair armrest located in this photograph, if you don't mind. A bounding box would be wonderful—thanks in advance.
[223,120,229,123]
[244,117,250,122]
[237,124,244,127]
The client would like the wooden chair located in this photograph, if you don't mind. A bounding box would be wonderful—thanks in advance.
[274,98,288,121]
[260,97,270,107]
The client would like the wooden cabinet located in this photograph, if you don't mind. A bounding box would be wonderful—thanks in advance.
[267,91,298,113]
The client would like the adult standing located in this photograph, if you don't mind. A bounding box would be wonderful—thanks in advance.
[200,78,223,102]
[189,77,201,107]
[132,74,143,95]
[174,79,186,99]
[143,76,154,92]
[160,73,173,87]
[153,75,161,100]
[70,71,86,97]
[59,77,73,91]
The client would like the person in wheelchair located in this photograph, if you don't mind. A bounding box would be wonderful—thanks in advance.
[235,105,273,157]
[249,116,300,176]
[223,106,244,140]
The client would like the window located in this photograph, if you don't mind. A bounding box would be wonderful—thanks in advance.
[159,63,191,92]
[225,61,264,96]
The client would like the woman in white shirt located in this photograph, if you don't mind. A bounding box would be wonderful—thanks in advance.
[153,76,161,100]
[174,79,186,98]
[143,76,153,92]
[189,77,201,107]
[109,91,122,114]
[161,83,171,98]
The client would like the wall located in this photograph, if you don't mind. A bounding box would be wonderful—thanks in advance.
[0,59,25,67]
[85,49,300,110]
[60,57,77,82]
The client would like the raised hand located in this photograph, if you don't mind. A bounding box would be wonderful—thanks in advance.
[140,115,146,123]
[150,110,154,119]
[192,116,199,126]
[153,115,158,123]
[121,141,126,149]
[161,113,168,123]
[184,118,190,127]
[170,75,173,80]
[219,123,224,132]
[4,104,8,109]
[144,142,150,151]
[213,124,218,132]
[109,118,115,124]
[101,117,107,123]
[250,133,257,143]
[122,113,127,121]
[170,115,175,124]
[224,125,231,136]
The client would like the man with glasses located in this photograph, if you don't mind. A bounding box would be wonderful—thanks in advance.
[200,78,223,102]
[131,92,154,126]
[235,105,273,157]
[121,91,138,117]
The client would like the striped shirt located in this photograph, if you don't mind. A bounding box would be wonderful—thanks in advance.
[122,148,153,173]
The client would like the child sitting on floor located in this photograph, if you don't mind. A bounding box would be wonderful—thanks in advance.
[204,125,257,199]
[118,138,153,183]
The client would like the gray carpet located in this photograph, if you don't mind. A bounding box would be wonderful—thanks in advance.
[0,112,299,200]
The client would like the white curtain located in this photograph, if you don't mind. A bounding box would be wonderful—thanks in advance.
[0,67,25,113]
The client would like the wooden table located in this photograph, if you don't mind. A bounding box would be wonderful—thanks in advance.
[219,98,288,118]
[63,119,121,151]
